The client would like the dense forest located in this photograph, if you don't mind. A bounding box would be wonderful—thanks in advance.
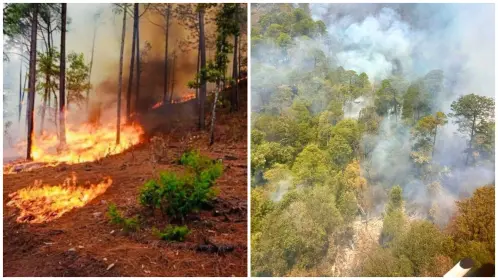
[250,4,494,277]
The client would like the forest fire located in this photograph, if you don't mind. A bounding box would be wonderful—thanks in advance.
[19,122,144,165]
[7,173,112,223]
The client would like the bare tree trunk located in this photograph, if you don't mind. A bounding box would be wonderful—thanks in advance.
[196,39,200,102]
[163,4,170,103]
[59,3,67,147]
[53,90,58,133]
[169,51,176,104]
[135,5,140,109]
[126,4,137,123]
[40,92,47,134]
[86,22,97,112]
[26,4,39,160]
[116,7,127,145]
[18,62,22,123]
[465,115,477,166]
[238,35,241,80]
[209,85,220,146]
[198,8,206,130]
[231,20,239,112]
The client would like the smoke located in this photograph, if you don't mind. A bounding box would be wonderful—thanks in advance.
[252,4,494,225]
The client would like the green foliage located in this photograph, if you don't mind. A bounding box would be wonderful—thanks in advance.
[449,186,494,256]
[251,140,294,173]
[291,144,329,186]
[139,151,222,220]
[66,52,91,108]
[449,94,495,163]
[361,247,414,277]
[107,203,140,232]
[153,225,190,242]
[381,210,405,245]
[327,135,353,170]
[391,220,453,275]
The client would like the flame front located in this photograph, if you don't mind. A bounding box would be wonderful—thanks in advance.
[21,123,144,164]
[7,173,112,223]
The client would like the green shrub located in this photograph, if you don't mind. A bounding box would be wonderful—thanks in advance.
[180,150,213,173]
[153,225,191,242]
[107,203,140,232]
[139,151,223,220]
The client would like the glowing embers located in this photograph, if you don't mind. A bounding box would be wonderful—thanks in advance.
[22,123,144,164]
[7,173,112,223]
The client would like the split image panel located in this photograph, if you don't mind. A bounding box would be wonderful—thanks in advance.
[250,3,495,277]
[3,3,247,277]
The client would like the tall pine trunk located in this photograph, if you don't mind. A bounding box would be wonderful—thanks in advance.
[126,4,138,122]
[59,3,67,147]
[116,7,127,145]
[465,115,477,166]
[198,8,206,130]
[209,85,220,146]
[86,23,97,111]
[169,51,176,103]
[39,91,47,134]
[163,4,170,103]
[135,5,140,109]
[231,15,239,112]
[26,4,39,160]
[195,39,200,101]
[18,62,22,123]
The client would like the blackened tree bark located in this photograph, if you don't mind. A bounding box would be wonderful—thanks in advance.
[198,6,206,130]
[135,5,140,109]
[116,6,127,144]
[58,3,67,147]
[126,4,138,123]
[163,4,170,103]
[26,4,38,159]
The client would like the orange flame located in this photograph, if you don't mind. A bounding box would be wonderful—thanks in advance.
[152,101,163,109]
[17,122,144,165]
[7,173,112,223]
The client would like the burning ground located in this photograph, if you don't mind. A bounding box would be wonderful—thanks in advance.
[3,86,248,277]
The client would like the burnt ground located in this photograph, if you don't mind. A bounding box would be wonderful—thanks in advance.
[3,86,248,277]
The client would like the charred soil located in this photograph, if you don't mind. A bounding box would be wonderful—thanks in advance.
[3,91,248,276]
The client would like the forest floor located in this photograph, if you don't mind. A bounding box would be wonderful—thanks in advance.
[3,91,248,276]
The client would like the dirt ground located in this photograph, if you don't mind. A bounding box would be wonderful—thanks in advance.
[3,91,248,276]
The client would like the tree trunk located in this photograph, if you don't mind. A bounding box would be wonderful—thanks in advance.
[209,85,220,146]
[196,39,200,102]
[53,90,58,132]
[238,34,241,80]
[26,4,39,160]
[198,8,206,130]
[231,10,239,112]
[466,115,477,166]
[59,3,67,147]
[18,62,22,123]
[126,4,138,123]
[116,7,127,145]
[135,5,140,109]
[163,4,170,103]
[169,52,176,104]
[40,91,47,134]
[87,22,97,112]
